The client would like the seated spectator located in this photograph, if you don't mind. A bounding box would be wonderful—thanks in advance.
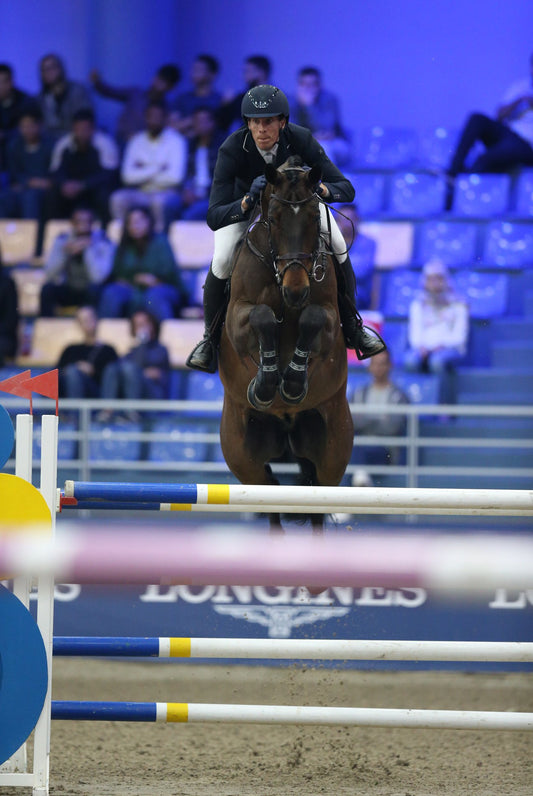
[99,205,188,321]
[48,108,119,223]
[445,51,533,209]
[0,63,31,173]
[351,350,410,468]
[289,66,351,167]
[336,203,376,310]
[180,106,225,220]
[57,305,118,398]
[217,55,272,133]
[404,260,469,403]
[89,63,181,148]
[170,55,222,138]
[0,247,19,366]
[37,53,93,142]
[97,309,170,423]
[110,101,186,232]
[40,206,115,316]
[0,105,53,223]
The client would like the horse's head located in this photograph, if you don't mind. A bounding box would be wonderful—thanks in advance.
[263,156,323,309]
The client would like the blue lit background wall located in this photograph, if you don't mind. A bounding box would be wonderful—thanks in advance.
[1,0,532,141]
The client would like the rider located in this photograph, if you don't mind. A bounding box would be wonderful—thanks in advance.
[186,84,386,373]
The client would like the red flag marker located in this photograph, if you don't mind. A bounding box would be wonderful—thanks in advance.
[21,370,59,415]
[0,370,33,412]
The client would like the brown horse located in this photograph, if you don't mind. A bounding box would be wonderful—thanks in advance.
[218,156,353,533]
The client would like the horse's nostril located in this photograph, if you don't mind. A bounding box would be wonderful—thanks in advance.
[283,286,309,308]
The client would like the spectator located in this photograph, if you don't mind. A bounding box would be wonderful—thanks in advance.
[0,105,53,222]
[0,63,31,173]
[180,106,225,220]
[99,205,188,321]
[170,55,222,138]
[289,66,351,167]
[445,51,533,209]
[97,309,170,423]
[0,247,19,366]
[57,305,118,399]
[37,54,93,141]
[40,206,115,316]
[110,101,186,232]
[336,204,376,310]
[351,350,410,467]
[217,55,272,132]
[404,259,469,403]
[48,108,119,223]
[89,63,181,148]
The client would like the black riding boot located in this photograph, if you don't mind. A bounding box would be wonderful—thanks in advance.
[335,254,387,360]
[186,269,229,373]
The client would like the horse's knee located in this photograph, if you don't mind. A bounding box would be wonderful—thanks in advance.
[299,305,327,342]
[249,304,277,334]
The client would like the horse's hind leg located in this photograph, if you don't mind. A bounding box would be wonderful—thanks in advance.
[280,305,327,405]
[247,304,279,410]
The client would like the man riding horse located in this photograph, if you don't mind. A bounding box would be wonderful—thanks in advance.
[187,84,386,373]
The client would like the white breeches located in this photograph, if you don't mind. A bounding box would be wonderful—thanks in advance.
[210,204,347,279]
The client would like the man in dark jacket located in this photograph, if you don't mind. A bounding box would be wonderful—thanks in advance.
[187,84,385,373]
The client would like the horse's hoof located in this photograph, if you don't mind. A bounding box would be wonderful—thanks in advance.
[279,379,308,405]
[247,378,274,410]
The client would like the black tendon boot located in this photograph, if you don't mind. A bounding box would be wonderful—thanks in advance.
[186,269,229,372]
[335,254,387,360]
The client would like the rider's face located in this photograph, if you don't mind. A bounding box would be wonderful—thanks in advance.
[247,116,286,151]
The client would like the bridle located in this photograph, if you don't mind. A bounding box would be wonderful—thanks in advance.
[245,175,330,287]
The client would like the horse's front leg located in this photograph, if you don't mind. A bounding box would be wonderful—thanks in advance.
[247,304,280,410]
[280,305,327,404]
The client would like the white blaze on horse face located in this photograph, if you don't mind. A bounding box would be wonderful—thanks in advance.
[292,206,300,215]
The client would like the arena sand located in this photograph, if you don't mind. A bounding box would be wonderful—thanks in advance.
[5,659,532,795]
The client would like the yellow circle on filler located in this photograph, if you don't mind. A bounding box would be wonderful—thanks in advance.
[0,473,52,578]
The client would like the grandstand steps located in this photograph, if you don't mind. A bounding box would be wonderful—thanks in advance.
[455,367,533,405]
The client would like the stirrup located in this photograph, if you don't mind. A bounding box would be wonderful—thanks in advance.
[352,325,387,361]
[186,335,218,373]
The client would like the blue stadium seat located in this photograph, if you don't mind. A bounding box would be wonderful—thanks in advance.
[168,369,184,400]
[380,268,420,317]
[482,221,533,268]
[418,127,459,169]
[454,271,509,318]
[147,418,210,463]
[393,371,441,404]
[347,172,387,214]
[452,174,511,216]
[514,169,533,216]
[356,127,418,169]
[185,370,225,401]
[89,422,142,462]
[389,172,446,216]
[381,318,408,364]
[416,220,479,266]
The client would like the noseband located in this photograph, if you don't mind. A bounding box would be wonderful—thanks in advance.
[246,178,328,286]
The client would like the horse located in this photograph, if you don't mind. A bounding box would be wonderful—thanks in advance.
[218,156,354,534]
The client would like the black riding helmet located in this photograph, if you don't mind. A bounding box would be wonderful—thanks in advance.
[241,84,290,121]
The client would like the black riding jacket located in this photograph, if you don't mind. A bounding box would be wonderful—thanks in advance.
[206,122,355,231]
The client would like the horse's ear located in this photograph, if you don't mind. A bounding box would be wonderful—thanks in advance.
[307,164,322,191]
[265,164,279,185]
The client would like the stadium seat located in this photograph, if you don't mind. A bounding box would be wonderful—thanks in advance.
[381,318,409,364]
[147,418,210,463]
[168,221,214,268]
[416,220,479,266]
[41,220,72,260]
[358,221,414,268]
[159,319,205,368]
[96,319,132,356]
[0,219,38,265]
[514,169,533,216]
[380,268,420,317]
[452,173,511,216]
[482,221,533,268]
[393,371,441,404]
[418,127,459,169]
[89,421,142,462]
[454,270,509,318]
[185,370,225,402]
[346,172,387,214]
[20,317,82,366]
[389,172,446,216]
[11,267,46,316]
[356,127,418,169]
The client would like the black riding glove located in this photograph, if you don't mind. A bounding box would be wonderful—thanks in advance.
[248,175,267,203]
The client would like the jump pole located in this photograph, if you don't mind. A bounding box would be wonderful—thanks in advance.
[62,481,533,516]
[50,701,533,731]
[53,637,533,662]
